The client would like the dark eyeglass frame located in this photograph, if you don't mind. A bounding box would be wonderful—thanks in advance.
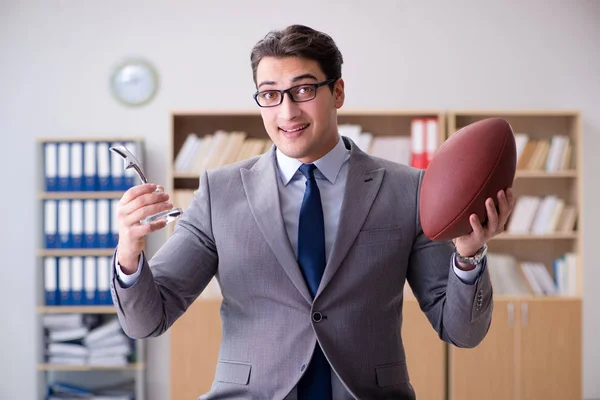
[253,78,339,108]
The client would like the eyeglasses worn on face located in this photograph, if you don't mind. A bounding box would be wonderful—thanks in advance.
[253,78,338,108]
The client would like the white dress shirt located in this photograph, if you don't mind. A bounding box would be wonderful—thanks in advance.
[116,136,481,287]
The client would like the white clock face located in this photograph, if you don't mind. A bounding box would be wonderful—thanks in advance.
[110,59,158,106]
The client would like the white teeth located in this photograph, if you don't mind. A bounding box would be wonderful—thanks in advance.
[281,124,308,133]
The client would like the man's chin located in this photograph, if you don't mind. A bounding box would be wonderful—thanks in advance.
[276,144,311,160]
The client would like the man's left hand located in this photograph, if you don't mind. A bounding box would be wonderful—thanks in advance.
[453,188,516,268]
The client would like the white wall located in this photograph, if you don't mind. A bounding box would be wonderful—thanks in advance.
[1,0,599,399]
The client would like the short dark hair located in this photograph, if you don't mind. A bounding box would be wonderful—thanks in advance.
[250,25,344,89]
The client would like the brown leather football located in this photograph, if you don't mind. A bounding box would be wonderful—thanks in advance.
[419,117,517,241]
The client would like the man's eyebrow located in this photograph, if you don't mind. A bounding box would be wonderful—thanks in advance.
[257,74,319,89]
[257,80,276,89]
[291,73,318,83]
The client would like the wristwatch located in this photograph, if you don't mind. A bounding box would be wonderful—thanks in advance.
[455,243,488,265]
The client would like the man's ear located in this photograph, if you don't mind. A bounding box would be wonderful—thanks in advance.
[334,78,345,109]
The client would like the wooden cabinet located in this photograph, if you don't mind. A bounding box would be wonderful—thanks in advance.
[519,298,582,400]
[171,299,222,400]
[402,298,446,400]
[449,297,581,400]
[449,298,517,400]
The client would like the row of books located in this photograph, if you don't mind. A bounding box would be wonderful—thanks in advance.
[44,256,112,306]
[43,315,133,368]
[339,118,439,169]
[488,252,577,296]
[173,118,440,174]
[44,199,118,249]
[43,141,142,192]
[514,134,572,171]
[174,131,273,174]
[506,195,577,234]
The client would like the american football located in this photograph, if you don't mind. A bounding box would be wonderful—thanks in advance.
[419,117,517,241]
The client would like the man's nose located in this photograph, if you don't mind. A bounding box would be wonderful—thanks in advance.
[278,92,301,120]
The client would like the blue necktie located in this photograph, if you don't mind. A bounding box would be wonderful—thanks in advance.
[296,163,332,400]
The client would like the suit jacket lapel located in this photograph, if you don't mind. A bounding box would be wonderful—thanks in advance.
[241,149,313,304]
[316,140,385,299]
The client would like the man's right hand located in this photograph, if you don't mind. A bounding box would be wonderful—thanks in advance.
[116,183,173,274]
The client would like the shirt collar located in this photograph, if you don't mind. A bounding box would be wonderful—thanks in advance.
[276,136,348,186]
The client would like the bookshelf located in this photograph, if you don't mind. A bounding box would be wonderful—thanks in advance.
[446,110,583,400]
[36,138,146,400]
[166,109,447,400]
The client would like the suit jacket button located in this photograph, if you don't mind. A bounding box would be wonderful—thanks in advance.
[312,312,323,322]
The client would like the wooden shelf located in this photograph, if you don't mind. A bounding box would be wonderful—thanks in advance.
[447,109,580,117]
[494,295,582,301]
[172,169,579,181]
[37,306,116,314]
[36,137,145,143]
[38,249,115,257]
[174,173,201,179]
[37,363,145,371]
[447,109,582,400]
[39,191,124,199]
[493,232,577,240]
[515,170,577,178]
[36,138,146,400]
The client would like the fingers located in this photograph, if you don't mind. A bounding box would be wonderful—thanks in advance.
[129,219,168,237]
[127,202,173,226]
[469,213,485,242]
[117,183,172,227]
[120,183,159,204]
[496,188,515,231]
[485,197,499,232]
[120,190,170,217]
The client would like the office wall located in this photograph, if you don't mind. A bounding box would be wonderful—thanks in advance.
[1,0,598,399]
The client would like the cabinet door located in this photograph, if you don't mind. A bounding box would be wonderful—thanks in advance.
[449,299,518,400]
[170,299,222,400]
[519,299,581,400]
[402,298,446,400]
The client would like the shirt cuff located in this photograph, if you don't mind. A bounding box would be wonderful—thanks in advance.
[114,253,144,288]
[451,252,483,285]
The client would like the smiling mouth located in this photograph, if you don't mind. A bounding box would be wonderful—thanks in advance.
[280,124,309,133]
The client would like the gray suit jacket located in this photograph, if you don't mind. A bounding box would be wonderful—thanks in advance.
[110,137,493,399]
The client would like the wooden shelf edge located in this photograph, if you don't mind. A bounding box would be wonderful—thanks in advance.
[37,363,145,371]
[447,109,580,117]
[37,306,116,314]
[492,233,577,240]
[39,191,125,199]
[494,295,582,301]
[515,170,577,178]
[36,137,145,143]
[174,173,201,179]
[405,293,581,301]
[38,249,115,257]
[169,108,446,117]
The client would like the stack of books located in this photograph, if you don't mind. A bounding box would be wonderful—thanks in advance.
[44,315,133,366]
[47,381,134,400]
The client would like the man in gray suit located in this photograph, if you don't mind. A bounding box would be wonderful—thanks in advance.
[111,25,514,399]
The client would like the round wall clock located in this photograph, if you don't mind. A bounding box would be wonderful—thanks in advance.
[110,58,159,107]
